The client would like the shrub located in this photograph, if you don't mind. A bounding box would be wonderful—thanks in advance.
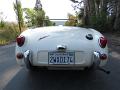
[0,22,24,45]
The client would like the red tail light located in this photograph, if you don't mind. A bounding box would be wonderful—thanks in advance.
[16,53,24,59]
[100,54,107,60]
[16,36,25,47]
[99,37,107,48]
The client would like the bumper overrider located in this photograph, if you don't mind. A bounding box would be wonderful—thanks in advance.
[24,50,33,69]
[93,51,110,74]
[93,51,108,67]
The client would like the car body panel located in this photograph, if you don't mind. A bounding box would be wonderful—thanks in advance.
[16,26,108,69]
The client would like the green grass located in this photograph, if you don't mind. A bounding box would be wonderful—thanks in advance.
[0,38,9,45]
[0,22,25,45]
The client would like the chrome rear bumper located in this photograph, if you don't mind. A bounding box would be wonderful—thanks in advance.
[23,50,107,68]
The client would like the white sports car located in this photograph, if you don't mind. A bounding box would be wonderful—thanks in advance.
[16,26,108,71]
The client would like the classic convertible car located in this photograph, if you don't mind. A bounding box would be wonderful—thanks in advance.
[16,26,108,71]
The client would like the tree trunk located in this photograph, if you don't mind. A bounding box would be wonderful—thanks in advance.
[100,0,107,16]
[94,0,100,16]
[83,0,89,25]
[114,1,120,31]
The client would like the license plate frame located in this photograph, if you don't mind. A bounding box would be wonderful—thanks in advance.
[48,51,75,65]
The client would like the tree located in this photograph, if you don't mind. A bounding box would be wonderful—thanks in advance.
[0,12,6,28]
[34,0,42,10]
[24,0,54,27]
[65,14,77,26]
[24,8,54,27]
[23,8,36,27]
[114,0,120,31]
[35,9,45,27]
[44,16,54,26]
[13,0,24,33]
[70,0,120,31]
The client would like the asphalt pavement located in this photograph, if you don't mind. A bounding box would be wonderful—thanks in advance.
[0,34,120,90]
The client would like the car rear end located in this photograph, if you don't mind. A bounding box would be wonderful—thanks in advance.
[16,26,108,70]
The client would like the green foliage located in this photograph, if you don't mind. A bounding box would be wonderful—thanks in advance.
[24,8,36,27]
[13,0,24,32]
[53,22,56,26]
[24,8,54,27]
[35,9,45,27]
[0,20,6,29]
[0,22,21,45]
[71,0,117,31]
[44,16,54,26]
[64,14,78,26]
[77,8,84,20]
[89,11,108,31]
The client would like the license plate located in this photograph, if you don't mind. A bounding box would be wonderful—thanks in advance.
[48,52,75,64]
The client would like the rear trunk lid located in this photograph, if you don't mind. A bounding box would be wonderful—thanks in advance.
[26,26,95,52]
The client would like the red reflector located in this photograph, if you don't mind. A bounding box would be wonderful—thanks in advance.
[99,37,107,48]
[16,53,24,59]
[100,54,107,60]
[16,36,25,47]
